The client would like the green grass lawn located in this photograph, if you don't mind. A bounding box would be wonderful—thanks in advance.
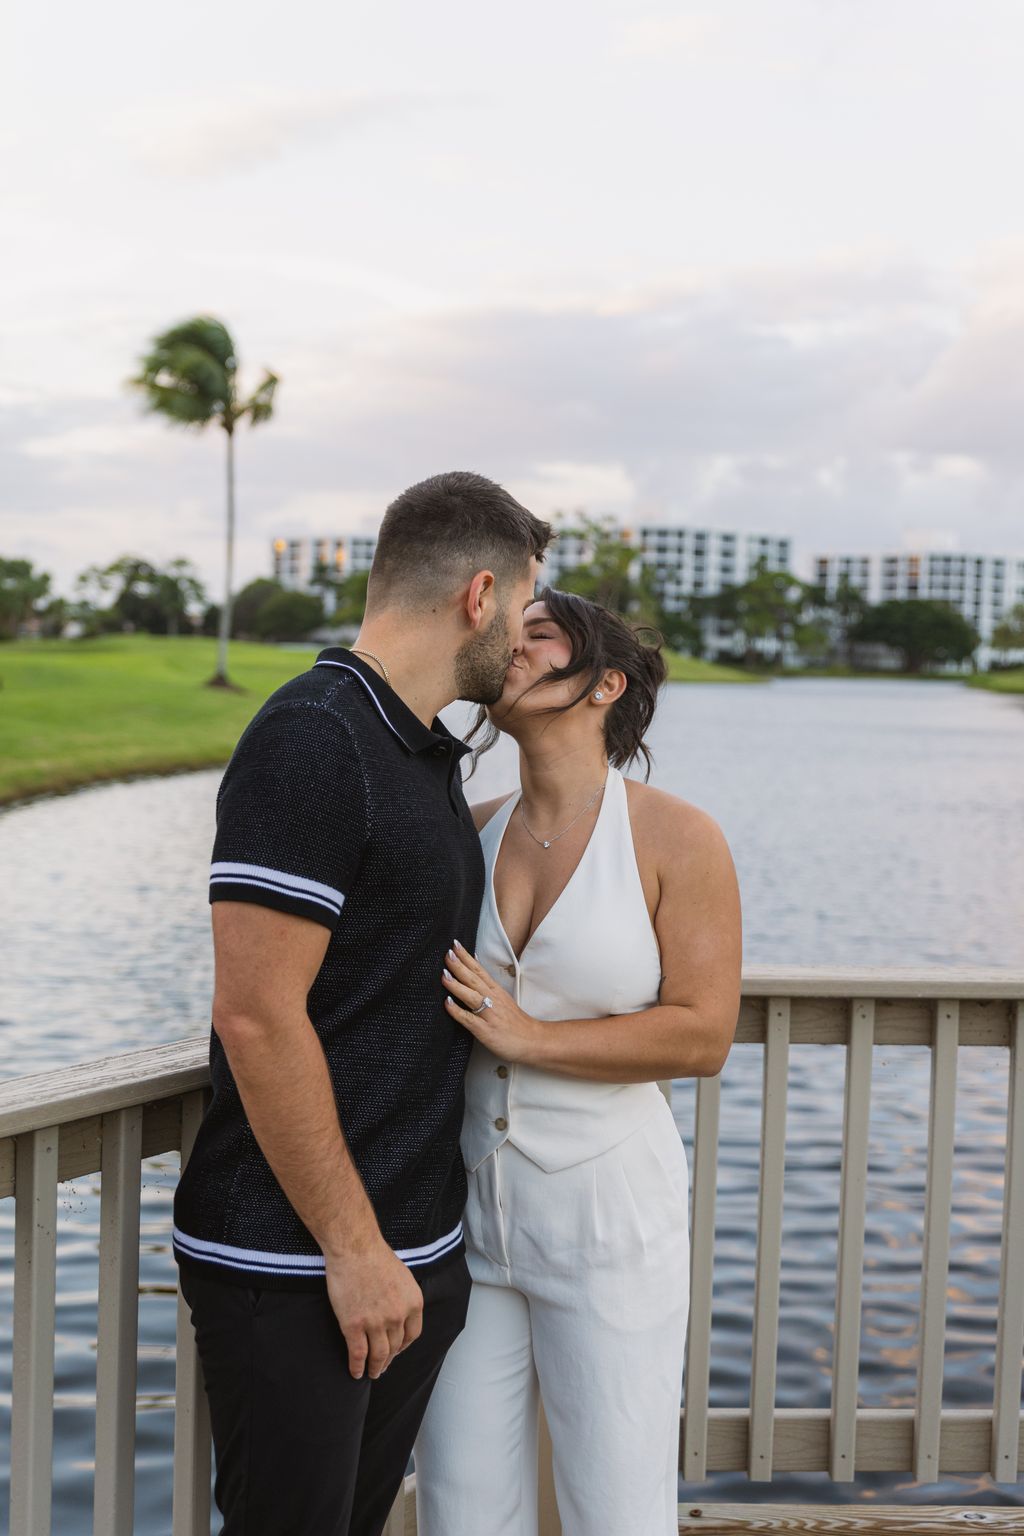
[663,652,756,683]
[966,669,1024,694]
[0,635,758,805]
[0,636,318,805]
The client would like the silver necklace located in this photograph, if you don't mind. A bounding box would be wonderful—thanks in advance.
[350,647,391,686]
[519,781,605,850]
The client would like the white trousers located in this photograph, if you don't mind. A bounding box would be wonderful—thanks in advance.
[415,1104,690,1536]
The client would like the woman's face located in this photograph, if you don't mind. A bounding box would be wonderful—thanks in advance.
[488,600,577,724]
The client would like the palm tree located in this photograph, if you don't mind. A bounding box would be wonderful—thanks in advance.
[130,317,279,687]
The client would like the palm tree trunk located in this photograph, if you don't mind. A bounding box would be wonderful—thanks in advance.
[215,427,236,683]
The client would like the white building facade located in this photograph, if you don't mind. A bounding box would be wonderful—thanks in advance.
[543,523,792,659]
[271,535,378,593]
[635,525,791,612]
[272,523,793,657]
[812,551,1024,646]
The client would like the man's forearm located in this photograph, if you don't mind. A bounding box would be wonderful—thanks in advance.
[214,1007,381,1258]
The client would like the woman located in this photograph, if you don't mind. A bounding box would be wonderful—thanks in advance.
[415,588,742,1536]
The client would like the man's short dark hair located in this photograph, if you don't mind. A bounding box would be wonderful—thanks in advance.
[367,471,553,611]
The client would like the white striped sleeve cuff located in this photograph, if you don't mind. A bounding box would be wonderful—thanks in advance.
[209,861,345,929]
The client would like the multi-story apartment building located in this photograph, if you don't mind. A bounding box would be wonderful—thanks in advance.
[273,523,794,655]
[635,525,791,611]
[271,535,378,593]
[543,523,792,659]
[812,551,1024,645]
[543,524,791,603]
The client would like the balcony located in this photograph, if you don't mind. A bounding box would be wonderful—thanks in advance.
[1,971,1022,1534]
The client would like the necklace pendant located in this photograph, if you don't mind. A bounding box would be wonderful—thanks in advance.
[543,839,551,849]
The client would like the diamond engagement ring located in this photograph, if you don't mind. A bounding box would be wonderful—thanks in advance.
[471,996,493,1014]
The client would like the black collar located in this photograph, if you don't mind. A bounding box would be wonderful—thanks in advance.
[314,648,472,760]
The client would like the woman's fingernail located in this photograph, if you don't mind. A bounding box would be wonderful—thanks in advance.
[443,968,452,979]
[454,940,464,951]
[447,948,456,961]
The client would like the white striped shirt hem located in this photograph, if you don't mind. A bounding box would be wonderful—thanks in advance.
[172,1222,464,1275]
[210,862,344,916]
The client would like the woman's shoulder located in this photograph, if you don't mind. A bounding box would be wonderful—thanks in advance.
[622,775,731,864]
[467,791,518,833]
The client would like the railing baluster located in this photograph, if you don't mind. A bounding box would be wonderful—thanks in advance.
[682,1072,721,1482]
[382,1487,405,1534]
[748,998,790,1481]
[830,999,874,1481]
[94,1105,143,1534]
[173,1091,212,1536]
[538,1401,561,1535]
[10,1125,59,1536]
[992,999,1024,1482]
[913,999,958,1483]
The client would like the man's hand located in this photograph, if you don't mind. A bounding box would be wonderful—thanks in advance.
[325,1240,424,1380]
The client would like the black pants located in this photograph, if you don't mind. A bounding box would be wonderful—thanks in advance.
[179,1256,471,1536]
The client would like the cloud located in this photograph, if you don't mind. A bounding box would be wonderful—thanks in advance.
[615,11,719,59]
[6,254,1024,601]
[22,423,157,461]
[117,91,447,178]
[506,461,637,520]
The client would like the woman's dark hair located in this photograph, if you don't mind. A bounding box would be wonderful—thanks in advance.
[466,586,668,780]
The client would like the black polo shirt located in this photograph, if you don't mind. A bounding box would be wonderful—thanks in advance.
[173,649,484,1289]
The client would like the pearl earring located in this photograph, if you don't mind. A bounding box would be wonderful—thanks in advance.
[594,690,604,700]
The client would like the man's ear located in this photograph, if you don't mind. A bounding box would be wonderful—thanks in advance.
[465,570,496,630]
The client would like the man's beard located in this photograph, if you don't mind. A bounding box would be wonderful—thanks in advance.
[454,604,515,705]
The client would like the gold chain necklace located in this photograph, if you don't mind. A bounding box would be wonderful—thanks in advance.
[350,648,391,686]
[519,782,605,850]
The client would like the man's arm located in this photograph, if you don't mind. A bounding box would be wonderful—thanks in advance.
[210,900,424,1381]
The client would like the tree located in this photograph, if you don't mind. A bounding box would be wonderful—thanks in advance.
[332,570,371,627]
[71,562,120,634]
[990,603,1024,666]
[129,316,279,687]
[253,590,325,642]
[154,558,206,635]
[852,599,979,673]
[809,575,870,667]
[231,577,284,638]
[652,599,703,657]
[553,515,642,616]
[700,558,819,668]
[0,558,51,639]
[70,555,205,635]
[36,596,69,638]
[309,559,344,615]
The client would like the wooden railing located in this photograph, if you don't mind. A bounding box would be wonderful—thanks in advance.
[1,970,1022,1535]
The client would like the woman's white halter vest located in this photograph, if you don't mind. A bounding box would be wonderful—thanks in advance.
[462,762,667,1173]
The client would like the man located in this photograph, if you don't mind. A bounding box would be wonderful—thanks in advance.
[173,471,551,1535]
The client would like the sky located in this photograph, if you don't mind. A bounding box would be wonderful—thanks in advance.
[4,0,1024,601]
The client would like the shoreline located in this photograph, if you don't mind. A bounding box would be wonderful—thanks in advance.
[0,635,758,810]
[0,756,232,812]
[0,665,755,811]
[3,637,1018,812]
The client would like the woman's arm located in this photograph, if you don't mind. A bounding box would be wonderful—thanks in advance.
[444,801,742,1082]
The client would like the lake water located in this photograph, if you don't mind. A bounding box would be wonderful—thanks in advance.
[2,677,1023,1526]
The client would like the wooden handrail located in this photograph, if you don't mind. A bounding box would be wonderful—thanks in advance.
[1,970,1021,1139]
[2,974,1023,1536]
[0,1037,209,1138]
